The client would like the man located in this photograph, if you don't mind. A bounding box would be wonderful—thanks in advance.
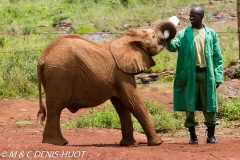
[166,6,223,144]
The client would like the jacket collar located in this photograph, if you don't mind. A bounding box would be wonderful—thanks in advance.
[185,24,209,35]
[185,24,209,44]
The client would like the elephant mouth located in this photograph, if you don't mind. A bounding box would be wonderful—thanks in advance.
[158,39,166,46]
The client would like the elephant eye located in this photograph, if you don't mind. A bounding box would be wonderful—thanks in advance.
[152,33,155,39]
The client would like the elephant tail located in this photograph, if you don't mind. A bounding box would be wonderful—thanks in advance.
[37,61,46,125]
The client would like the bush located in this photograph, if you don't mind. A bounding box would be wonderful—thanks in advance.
[0,51,39,98]
[217,95,240,121]
[62,100,185,133]
[0,37,5,48]
[234,66,240,78]
[75,25,97,34]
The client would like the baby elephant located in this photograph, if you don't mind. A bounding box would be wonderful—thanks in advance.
[37,19,177,146]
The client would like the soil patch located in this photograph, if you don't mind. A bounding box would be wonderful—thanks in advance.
[1,81,240,159]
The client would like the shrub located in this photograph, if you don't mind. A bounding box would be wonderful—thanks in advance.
[0,37,5,48]
[15,121,33,127]
[217,95,240,121]
[0,51,39,98]
[234,66,240,78]
[62,100,185,133]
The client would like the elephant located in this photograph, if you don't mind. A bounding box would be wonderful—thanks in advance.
[37,19,177,146]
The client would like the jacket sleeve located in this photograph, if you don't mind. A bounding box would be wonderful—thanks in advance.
[212,32,224,83]
[166,33,180,52]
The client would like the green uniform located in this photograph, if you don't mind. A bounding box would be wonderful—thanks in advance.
[166,25,223,114]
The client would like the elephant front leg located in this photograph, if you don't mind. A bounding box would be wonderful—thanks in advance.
[110,97,137,146]
[133,106,163,146]
[119,91,163,146]
[42,107,67,146]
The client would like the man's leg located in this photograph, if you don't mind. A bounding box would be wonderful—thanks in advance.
[184,112,199,128]
[203,112,219,143]
[198,72,219,143]
[185,112,198,144]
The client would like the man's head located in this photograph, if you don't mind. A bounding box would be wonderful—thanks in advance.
[189,6,204,29]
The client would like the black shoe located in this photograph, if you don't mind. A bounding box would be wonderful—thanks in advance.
[189,137,198,144]
[189,126,198,144]
[207,136,219,143]
[206,126,219,144]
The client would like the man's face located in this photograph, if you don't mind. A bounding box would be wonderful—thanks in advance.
[189,10,203,28]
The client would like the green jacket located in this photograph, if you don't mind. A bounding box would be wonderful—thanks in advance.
[166,25,224,112]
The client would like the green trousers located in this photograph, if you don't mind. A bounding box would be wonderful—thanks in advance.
[184,72,219,128]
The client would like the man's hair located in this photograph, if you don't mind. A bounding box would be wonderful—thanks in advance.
[191,6,204,17]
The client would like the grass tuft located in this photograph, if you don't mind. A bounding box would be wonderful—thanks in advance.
[15,120,33,127]
[62,100,185,133]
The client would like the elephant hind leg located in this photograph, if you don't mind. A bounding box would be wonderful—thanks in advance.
[58,126,68,145]
[42,105,67,146]
[110,97,137,146]
[120,139,137,146]
[42,134,67,146]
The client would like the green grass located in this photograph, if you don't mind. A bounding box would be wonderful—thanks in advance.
[217,95,240,121]
[15,120,33,127]
[0,0,237,99]
[61,95,240,132]
[61,100,185,133]
[0,0,235,34]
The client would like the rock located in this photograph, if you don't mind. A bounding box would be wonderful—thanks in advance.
[224,66,236,79]
[52,18,75,34]
[214,9,236,22]
[136,74,159,84]
[218,79,240,98]
[53,18,72,28]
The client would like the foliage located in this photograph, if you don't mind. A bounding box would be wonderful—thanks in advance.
[75,25,97,34]
[62,100,185,133]
[144,100,184,132]
[216,25,238,68]
[0,34,58,98]
[234,66,240,78]
[156,75,174,84]
[0,51,38,98]
[15,120,33,127]
[0,0,231,34]
[217,95,240,121]
[0,0,237,98]
[0,36,5,48]
[149,49,177,73]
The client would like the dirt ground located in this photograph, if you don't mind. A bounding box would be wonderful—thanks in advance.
[1,80,240,160]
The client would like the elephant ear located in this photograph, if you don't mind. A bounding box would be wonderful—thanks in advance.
[110,30,155,74]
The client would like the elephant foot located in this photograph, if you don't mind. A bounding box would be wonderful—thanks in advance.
[120,139,138,146]
[58,135,69,145]
[62,138,69,145]
[147,136,163,146]
[42,136,68,146]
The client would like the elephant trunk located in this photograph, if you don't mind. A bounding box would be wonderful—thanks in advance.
[152,20,177,40]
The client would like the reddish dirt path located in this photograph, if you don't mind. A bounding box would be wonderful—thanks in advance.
[1,88,240,160]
